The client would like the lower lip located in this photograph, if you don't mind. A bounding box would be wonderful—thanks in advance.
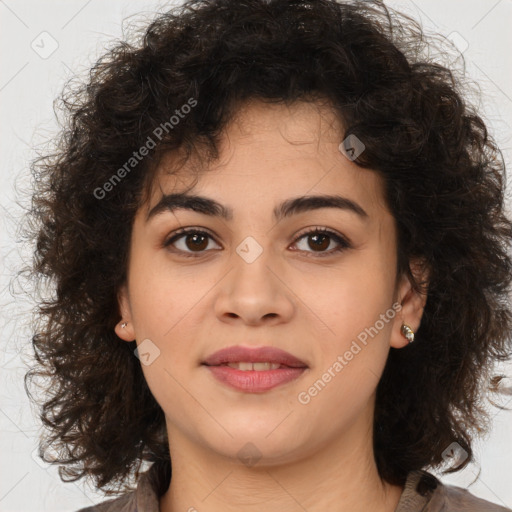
[204,365,307,392]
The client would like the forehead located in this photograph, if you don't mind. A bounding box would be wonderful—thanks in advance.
[143,100,390,220]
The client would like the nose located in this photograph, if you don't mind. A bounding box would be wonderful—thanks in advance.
[213,241,295,326]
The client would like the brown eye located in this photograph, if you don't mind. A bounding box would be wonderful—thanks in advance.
[292,228,351,257]
[183,232,209,251]
[306,232,331,251]
[163,226,351,259]
[163,228,221,257]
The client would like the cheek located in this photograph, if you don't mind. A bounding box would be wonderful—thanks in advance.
[301,252,396,397]
[126,257,211,374]
[302,300,394,420]
[127,249,197,336]
[312,260,394,340]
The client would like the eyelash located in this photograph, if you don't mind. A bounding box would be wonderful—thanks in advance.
[162,226,352,258]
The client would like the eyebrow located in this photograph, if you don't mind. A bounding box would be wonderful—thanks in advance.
[146,193,369,223]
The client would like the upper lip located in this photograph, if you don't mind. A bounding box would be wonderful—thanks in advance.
[202,345,308,368]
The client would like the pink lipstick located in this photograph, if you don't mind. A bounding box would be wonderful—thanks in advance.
[202,345,308,392]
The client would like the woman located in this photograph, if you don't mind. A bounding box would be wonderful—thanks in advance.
[24,0,512,510]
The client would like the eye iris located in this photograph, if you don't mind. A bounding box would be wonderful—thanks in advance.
[175,230,339,254]
[309,233,330,251]
[186,233,208,251]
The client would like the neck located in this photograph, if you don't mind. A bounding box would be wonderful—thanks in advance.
[159,408,403,512]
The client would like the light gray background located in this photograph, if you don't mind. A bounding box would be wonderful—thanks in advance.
[1,1,511,511]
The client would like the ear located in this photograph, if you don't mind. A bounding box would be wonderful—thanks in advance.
[390,258,429,349]
[114,283,136,342]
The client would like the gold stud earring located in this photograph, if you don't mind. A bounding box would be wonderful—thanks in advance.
[401,324,415,343]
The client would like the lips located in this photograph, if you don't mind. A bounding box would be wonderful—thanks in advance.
[202,346,309,392]
[201,345,308,368]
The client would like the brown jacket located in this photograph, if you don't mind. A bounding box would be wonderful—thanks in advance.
[76,462,511,511]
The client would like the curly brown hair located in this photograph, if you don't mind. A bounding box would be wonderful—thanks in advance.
[23,0,512,496]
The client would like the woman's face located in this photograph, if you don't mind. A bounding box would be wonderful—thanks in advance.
[117,99,423,466]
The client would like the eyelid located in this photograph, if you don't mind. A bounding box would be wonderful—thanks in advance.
[292,226,352,257]
[163,227,220,254]
[162,225,352,257]
[294,225,351,245]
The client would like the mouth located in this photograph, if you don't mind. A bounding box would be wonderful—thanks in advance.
[201,345,308,369]
[201,345,308,392]
[210,362,297,371]
[203,364,308,392]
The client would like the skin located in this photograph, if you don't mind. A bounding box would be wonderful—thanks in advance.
[115,99,428,512]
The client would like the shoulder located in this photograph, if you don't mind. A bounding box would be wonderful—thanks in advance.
[438,478,511,511]
[73,490,136,512]
[398,469,512,512]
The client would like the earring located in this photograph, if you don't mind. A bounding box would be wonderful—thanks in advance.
[121,322,127,328]
[401,324,415,343]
